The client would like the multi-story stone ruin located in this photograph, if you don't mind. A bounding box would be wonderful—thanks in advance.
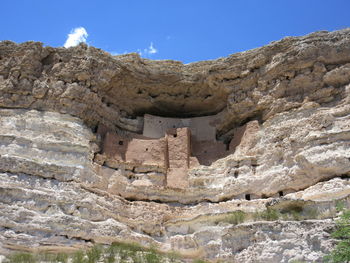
[95,113,260,189]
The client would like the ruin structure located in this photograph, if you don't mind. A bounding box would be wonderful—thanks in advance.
[96,113,233,188]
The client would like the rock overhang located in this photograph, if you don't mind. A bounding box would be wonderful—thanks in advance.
[0,29,350,261]
[1,29,350,135]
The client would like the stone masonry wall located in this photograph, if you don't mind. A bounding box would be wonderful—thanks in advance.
[143,114,220,141]
[166,128,191,189]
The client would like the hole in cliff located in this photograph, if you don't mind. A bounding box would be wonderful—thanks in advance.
[172,125,176,128]
[145,148,149,151]
[41,53,54,66]
[173,134,177,138]
[279,191,284,197]
[245,194,251,201]
[119,140,124,146]
[234,170,239,178]
[59,59,62,62]
[252,164,257,174]
[262,194,268,199]
[159,121,162,123]
[92,125,98,133]
[204,150,207,154]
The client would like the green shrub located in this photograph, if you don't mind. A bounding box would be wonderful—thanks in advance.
[304,207,318,219]
[167,251,180,263]
[111,242,144,262]
[112,241,143,253]
[106,241,165,263]
[6,252,36,263]
[72,250,85,263]
[4,241,203,263]
[192,260,209,263]
[336,200,345,212]
[225,210,246,224]
[258,208,280,221]
[145,248,161,263]
[290,210,302,221]
[86,245,102,263]
[277,203,304,221]
[37,252,69,263]
[283,204,303,213]
[6,251,70,263]
[324,210,350,262]
[104,245,116,263]
[55,253,69,263]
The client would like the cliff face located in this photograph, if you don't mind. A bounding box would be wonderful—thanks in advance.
[0,29,350,262]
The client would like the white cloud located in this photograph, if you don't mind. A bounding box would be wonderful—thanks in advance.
[144,42,158,55]
[64,27,88,48]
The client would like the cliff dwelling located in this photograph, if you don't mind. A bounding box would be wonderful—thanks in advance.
[95,113,256,189]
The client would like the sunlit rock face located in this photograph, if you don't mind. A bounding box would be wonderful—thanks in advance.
[0,28,350,262]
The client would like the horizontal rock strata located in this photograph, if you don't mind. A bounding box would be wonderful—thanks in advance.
[1,28,350,262]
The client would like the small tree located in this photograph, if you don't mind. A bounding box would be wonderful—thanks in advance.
[325,210,350,262]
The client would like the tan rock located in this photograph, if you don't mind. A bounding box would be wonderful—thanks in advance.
[0,29,350,262]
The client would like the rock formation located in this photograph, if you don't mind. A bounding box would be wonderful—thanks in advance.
[0,28,350,262]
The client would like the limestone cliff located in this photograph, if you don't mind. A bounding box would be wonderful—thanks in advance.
[0,28,350,262]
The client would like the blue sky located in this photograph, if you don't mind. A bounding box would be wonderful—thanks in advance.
[1,0,349,63]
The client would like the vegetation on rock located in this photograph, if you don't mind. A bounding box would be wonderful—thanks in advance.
[222,204,324,225]
[224,210,246,224]
[4,242,208,263]
[325,204,350,263]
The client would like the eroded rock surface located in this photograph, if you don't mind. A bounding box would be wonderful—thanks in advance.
[1,28,350,262]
